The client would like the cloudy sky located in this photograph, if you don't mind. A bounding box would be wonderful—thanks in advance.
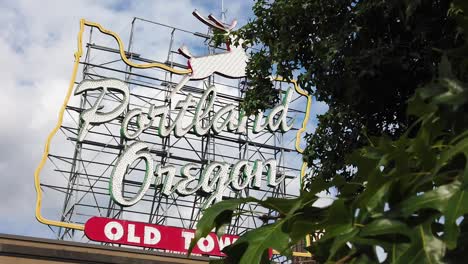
[0,0,329,239]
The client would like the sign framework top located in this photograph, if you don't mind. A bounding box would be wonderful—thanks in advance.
[33,17,313,257]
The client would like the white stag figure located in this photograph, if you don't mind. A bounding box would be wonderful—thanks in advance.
[171,10,248,97]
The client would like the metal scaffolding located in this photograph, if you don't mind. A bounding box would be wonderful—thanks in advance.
[39,16,307,260]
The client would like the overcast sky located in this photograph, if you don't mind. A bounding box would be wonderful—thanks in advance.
[0,0,329,239]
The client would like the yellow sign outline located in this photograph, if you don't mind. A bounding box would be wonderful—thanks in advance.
[34,19,312,257]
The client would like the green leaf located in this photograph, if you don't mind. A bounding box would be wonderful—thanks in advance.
[432,78,468,106]
[328,228,360,261]
[189,197,255,254]
[444,217,468,262]
[396,180,462,217]
[320,223,355,242]
[437,137,468,180]
[360,219,412,238]
[224,219,291,264]
[259,197,304,216]
[438,54,454,79]
[390,243,411,263]
[356,181,391,214]
[285,206,327,243]
[324,199,352,226]
[394,223,446,264]
[444,189,468,249]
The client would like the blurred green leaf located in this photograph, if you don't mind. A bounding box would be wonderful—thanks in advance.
[394,223,446,264]
[360,219,412,238]
[224,219,291,264]
[189,198,254,254]
[396,181,462,217]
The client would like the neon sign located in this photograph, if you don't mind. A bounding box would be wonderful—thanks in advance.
[74,78,294,208]
[34,11,312,259]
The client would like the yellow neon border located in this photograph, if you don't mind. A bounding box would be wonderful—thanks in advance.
[271,77,312,257]
[34,20,85,230]
[82,20,192,74]
[34,19,191,231]
[274,77,311,184]
[34,19,313,256]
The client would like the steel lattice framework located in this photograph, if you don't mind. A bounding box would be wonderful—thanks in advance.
[37,17,308,259]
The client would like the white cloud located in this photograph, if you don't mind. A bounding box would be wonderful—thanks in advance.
[0,0,256,238]
[0,0,326,244]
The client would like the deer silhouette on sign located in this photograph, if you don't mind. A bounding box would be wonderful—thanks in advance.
[172,10,248,96]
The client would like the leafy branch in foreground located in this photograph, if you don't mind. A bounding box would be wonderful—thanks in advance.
[191,57,468,263]
[189,1,468,263]
[237,0,463,181]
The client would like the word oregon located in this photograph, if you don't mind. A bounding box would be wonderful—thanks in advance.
[110,142,284,208]
[75,78,294,207]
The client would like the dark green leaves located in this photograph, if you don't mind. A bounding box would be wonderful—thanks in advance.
[396,181,462,217]
[223,221,291,264]
[190,179,332,262]
[193,75,468,262]
[239,0,464,182]
[189,197,254,254]
[192,1,468,263]
[394,223,446,264]
[359,219,411,238]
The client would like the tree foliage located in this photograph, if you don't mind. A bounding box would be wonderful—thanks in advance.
[238,0,464,180]
[191,0,468,263]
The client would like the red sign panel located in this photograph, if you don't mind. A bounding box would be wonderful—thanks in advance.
[84,217,238,256]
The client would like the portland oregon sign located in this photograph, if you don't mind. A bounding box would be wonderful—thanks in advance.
[34,10,311,257]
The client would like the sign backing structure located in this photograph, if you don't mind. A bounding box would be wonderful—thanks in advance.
[34,15,312,258]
